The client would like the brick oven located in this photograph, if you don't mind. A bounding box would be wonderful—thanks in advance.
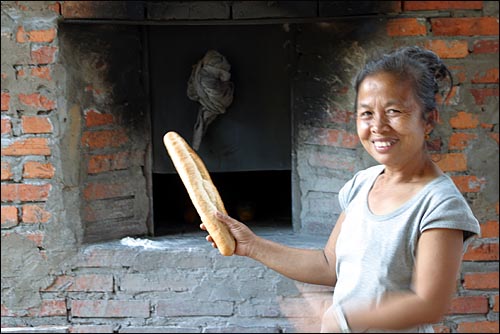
[59,20,295,242]
[1,1,499,333]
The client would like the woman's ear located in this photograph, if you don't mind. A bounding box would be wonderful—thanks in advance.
[425,109,439,135]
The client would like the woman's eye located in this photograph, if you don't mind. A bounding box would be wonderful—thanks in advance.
[359,111,372,118]
[387,109,401,114]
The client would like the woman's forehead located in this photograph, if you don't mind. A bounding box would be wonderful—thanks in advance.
[357,74,420,108]
[359,73,414,93]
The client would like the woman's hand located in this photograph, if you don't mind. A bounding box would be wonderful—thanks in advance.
[200,211,257,257]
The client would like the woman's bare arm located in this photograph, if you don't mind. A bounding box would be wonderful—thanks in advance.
[205,211,345,286]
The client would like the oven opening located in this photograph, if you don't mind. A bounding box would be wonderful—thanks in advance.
[152,170,291,235]
[149,24,293,236]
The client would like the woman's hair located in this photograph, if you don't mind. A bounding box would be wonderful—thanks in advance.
[354,46,453,124]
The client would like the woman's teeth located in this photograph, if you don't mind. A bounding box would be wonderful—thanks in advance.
[373,141,395,148]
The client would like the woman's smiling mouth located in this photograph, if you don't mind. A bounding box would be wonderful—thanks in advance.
[372,139,398,151]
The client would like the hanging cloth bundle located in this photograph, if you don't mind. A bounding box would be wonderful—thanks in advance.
[187,50,234,150]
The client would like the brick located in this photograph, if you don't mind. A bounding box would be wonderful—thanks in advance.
[425,40,469,58]
[473,40,499,54]
[81,129,128,150]
[307,127,359,149]
[387,18,427,36]
[431,17,499,36]
[1,183,51,202]
[1,117,12,135]
[48,2,61,15]
[22,204,51,223]
[480,220,499,238]
[2,304,16,317]
[448,133,478,150]
[481,123,496,131]
[119,273,200,293]
[28,300,67,317]
[470,88,499,105]
[494,295,499,312]
[431,153,467,172]
[31,45,57,64]
[1,92,10,111]
[68,325,114,333]
[487,132,499,145]
[75,248,140,268]
[31,66,52,81]
[457,321,499,333]
[83,182,132,201]
[463,272,499,290]
[449,65,467,84]
[326,108,354,124]
[87,151,130,174]
[23,161,55,179]
[309,151,356,172]
[156,299,233,317]
[1,303,16,316]
[118,326,200,333]
[21,116,53,134]
[84,197,134,222]
[1,205,19,228]
[84,109,114,127]
[16,66,52,81]
[1,137,51,156]
[23,231,44,247]
[62,1,142,19]
[447,296,489,314]
[449,111,479,129]
[1,161,13,180]
[16,26,56,43]
[451,175,484,193]
[16,67,26,78]
[472,68,499,84]
[3,297,66,317]
[463,242,499,261]
[18,93,56,110]
[71,300,149,318]
[44,274,113,292]
[15,26,27,43]
[404,1,483,11]
[26,28,56,43]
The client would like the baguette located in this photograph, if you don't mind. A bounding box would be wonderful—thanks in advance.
[163,131,235,256]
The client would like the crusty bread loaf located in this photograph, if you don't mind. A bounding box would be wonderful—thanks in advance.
[163,131,235,256]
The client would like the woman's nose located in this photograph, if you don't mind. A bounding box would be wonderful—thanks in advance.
[371,113,389,133]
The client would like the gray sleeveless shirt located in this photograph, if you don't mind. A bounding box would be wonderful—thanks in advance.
[334,165,480,333]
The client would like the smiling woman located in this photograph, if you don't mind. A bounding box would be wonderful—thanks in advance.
[202,46,481,333]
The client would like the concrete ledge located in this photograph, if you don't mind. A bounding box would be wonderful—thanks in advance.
[1,327,68,333]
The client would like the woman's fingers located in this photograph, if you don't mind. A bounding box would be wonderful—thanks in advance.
[200,212,240,249]
[215,211,238,228]
[206,235,217,248]
[201,227,217,248]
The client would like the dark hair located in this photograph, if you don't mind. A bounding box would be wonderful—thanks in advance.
[354,46,453,124]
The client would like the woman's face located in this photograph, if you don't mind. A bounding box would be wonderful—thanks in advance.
[356,72,430,168]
